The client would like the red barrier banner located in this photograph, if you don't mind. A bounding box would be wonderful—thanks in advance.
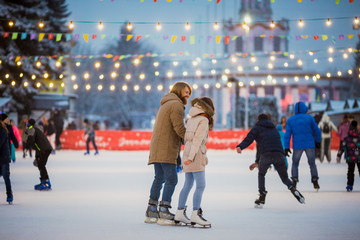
[59,130,340,151]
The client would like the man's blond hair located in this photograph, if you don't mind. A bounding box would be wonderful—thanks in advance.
[170,81,192,98]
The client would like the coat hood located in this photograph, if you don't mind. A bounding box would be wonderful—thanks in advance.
[276,124,283,131]
[320,114,331,122]
[294,102,308,114]
[256,119,275,129]
[188,104,205,117]
[190,98,214,117]
[160,93,183,106]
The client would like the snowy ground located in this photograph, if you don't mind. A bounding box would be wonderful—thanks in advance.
[0,150,359,240]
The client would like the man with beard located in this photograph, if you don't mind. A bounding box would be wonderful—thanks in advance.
[145,81,192,225]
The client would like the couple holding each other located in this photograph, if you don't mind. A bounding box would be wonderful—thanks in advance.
[145,81,214,227]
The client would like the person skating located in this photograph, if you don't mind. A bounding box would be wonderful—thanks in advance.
[145,81,192,225]
[25,119,53,191]
[0,113,19,162]
[175,97,214,227]
[236,114,305,208]
[0,118,14,204]
[336,114,351,163]
[284,102,322,191]
[342,120,360,192]
[83,119,99,156]
[318,113,337,163]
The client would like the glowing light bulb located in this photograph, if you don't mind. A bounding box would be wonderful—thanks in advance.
[110,85,116,91]
[157,84,163,91]
[83,73,90,79]
[134,85,140,91]
[9,21,14,27]
[125,74,131,80]
[44,73,49,79]
[39,20,44,28]
[114,62,120,68]
[145,85,151,91]
[127,22,133,31]
[97,85,103,91]
[55,61,61,68]
[122,85,128,91]
[213,22,219,30]
[185,22,191,31]
[326,18,332,26]
[69,21,74,29]
[139,73,145,80]
[270,21,276,29]
[298,19,304,28]
[354,17,359,24]
[98,21,104,30]
[94,62,101,69]
[99,74,104,80]
[111,72,117,78]
[85,84,91,91]
[156,22,162,31]
[73,84,78,90]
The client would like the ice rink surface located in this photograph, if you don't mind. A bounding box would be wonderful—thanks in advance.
[1,150,359,240]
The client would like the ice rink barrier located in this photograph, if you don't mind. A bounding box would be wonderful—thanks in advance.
[60,130,340,151]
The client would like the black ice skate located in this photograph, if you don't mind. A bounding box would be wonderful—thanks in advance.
[254,191,267,208]
[312,178,320,192]
[290,187,305,204]
[292,177,298,188]
[190,208,211,228]
[144,199,159,224]
[157,201,176,226]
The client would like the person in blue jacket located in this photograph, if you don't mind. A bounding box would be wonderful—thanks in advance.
[284,102,322,191]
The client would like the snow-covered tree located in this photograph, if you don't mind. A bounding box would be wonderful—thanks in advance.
[0,0,72,117]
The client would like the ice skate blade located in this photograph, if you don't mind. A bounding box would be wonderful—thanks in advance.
[144,217,158,224]
[174,220,191,226]
[157,218,176,226]
[190,223,211,228]
[254,204,264,209]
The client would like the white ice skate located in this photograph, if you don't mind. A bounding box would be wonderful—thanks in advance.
[190,208,211,228]
[174,207,191,226]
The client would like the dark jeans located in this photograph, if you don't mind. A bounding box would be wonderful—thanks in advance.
[149,163,178,203]
[258,152,293,193]
[347,162,360,186]
[37,149,52,180]
[1,163,12,194]
[23,143,32,157]
[86,136,98,153]
[55,128,63,148]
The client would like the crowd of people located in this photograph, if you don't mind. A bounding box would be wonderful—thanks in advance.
[0,82,359,229]
[144,81,359,228]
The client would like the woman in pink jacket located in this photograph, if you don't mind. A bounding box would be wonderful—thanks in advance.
[174,97,214,228]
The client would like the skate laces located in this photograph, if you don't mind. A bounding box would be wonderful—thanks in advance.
[198,208,207,221]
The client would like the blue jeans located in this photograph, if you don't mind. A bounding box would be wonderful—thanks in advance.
[86,136,98,153]
[1,163,12,194]
[292,148,318,181]
[178,171,206,210]
[149,163,178,203]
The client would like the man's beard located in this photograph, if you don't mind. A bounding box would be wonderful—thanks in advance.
[180,96,187,105]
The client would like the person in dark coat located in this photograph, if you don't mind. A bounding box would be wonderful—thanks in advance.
[236,114,305,208]
[0,113,19,157]
[53,111,64,150]
[0,118,13,204]
[25,119,53,191]
[342,120,360,192]
[284,102,322,191]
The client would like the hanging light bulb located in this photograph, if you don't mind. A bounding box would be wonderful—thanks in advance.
[125,74,131,80]
[298,19,304,28]
[94,61,101,69]
[97,84,103,91]
[328,47,334,53]
[55,61,61,68]
[43,73,49,79]
[122,85,128,91]
[156,22,162,31]
[145,85,151,91]
[213,22,219,30]
[133,58,140,65]
[9,21,14,27]
[85,84,91,91]
[343,53,348,59]
[242,21,249,30]
[98,21,104,30]
[68,21,74,29]
[127,22,133,31]
[31,74,36,80]
[185,22,191,31]
[110,85,116,91]
[73,84,78,90]
[38,20,45,28]
[111,72,117,78]
[114,62,120,68]
[326,18,332,26]
[270,20,276,29]
[354,17,359,24]
[153,61,159,67]
[157,84,163,91]
[36,61,41,67]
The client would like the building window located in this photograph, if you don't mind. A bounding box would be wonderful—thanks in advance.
[274,37,281,52]
[236,37,243,52]
[254,37,263,51]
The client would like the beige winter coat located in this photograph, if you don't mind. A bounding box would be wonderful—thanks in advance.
[182,103,212,172]
[148,93,186,165]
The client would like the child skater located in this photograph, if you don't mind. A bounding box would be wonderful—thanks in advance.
[83,119,99,156]
[236,114,305,208]
[0,118,13,204]
[342,120,360,192]
[174,97,214,228]
[25,119,53,191]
